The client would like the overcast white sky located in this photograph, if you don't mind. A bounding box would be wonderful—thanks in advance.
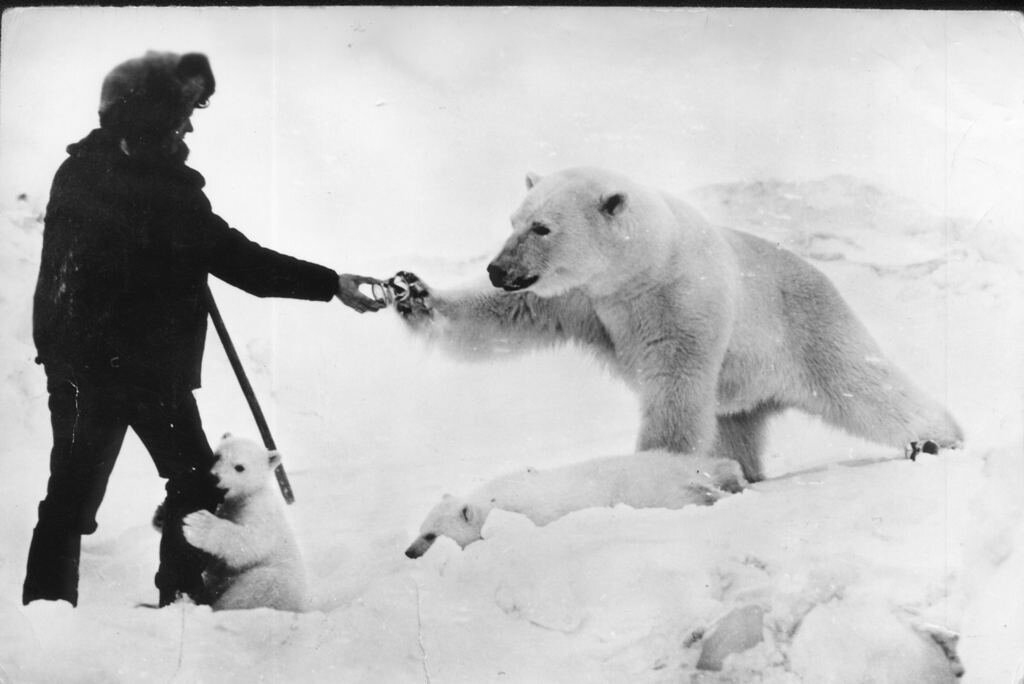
[2,7,1021,263]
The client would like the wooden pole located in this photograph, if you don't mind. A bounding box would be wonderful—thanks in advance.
[202,284,295,504]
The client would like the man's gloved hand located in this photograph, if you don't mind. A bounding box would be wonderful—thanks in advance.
[336,274,387,313]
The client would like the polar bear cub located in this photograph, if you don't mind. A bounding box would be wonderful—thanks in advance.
[182,434,307,611]
[406,451,745,558]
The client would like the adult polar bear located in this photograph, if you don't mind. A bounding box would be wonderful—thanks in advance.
[394,167,962,481]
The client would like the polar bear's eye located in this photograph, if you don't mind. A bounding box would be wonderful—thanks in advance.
[234,465,245,473]
[530,223,550,236]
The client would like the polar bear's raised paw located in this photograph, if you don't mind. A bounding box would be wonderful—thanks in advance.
[391,270,433,320]
[905,440,940,461]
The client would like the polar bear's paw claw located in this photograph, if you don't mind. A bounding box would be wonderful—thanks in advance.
[905,440,940,461]
[392,270,433,320]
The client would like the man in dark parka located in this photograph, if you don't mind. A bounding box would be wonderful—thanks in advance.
[24,51,384,607]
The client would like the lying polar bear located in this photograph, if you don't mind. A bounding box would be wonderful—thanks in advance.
[406,451,745,558]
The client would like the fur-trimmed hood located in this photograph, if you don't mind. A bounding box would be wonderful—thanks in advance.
[98,51,215,138]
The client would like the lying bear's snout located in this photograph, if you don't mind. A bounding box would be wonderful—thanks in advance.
[405,533,437,559]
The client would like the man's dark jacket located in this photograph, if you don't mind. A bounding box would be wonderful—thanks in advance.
[33,128,339,394]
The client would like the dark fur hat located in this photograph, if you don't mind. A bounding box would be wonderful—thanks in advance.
[98,51,215,137]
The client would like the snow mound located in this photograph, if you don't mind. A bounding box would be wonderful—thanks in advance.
[405,455,977,681]
[689,175,1023,280]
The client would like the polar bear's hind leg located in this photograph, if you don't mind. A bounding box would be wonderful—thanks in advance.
[713,404,780,482]
[799,324,963,456]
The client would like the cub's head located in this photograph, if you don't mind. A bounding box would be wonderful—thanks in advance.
[405,494,492,559]
[210,433,281,502]
[487,167,637,297]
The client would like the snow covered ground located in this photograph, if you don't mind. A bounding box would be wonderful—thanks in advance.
[1,7,1022,683]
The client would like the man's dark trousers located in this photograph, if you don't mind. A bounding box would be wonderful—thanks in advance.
[23,377,223,606]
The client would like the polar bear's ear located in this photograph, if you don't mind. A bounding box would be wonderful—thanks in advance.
[267,450,282,469]
[599,193,628,217]
[525,172,542,190]
[460,504,474,524]
[221,431,233,440]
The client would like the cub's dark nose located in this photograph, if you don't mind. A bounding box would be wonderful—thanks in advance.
[487,263,507,288]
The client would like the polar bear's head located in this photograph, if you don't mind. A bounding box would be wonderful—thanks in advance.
[487,167,660,297]
[210,433,281,502]
[404,494,493,559]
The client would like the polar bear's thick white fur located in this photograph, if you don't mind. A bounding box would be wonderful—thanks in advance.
[396,167,962,481]
[182,435,307,612]
[405,451,745,558]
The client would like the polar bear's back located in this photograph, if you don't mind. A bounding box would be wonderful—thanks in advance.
[713,227,886,412]
[609,451,742,505]
[723,228,852,330]
[475,451,741,526]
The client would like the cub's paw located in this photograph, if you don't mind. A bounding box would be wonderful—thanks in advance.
[182,510,219,550]
[391,270,433,322]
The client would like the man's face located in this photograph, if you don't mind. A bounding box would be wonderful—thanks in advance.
[163,112,194,155]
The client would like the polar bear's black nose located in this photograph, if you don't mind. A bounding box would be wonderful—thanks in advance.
[405,534,436,559]
[487,262,507,287]
[488,262,539,291]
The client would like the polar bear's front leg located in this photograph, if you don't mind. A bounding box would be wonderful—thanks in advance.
[630,324,727,459]
[637,382,719,458]
[392,271,614,359]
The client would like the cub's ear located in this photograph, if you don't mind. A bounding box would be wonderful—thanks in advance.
[460,504,474,524]
[599,193,627,217]
[221,431,233,440]
[525,172,542,190]
[268,450,282,469]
